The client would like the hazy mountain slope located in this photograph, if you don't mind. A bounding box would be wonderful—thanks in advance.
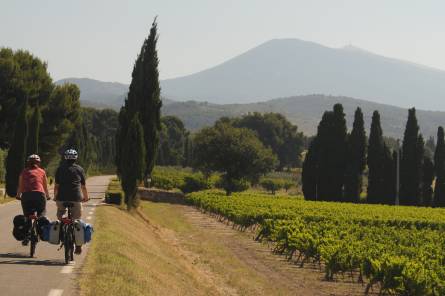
[163,94,445,139]
[161,39,445,110]
[56,78,128,109]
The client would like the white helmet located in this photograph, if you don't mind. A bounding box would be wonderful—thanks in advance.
[27,154,41,162]
[64,149,78,160]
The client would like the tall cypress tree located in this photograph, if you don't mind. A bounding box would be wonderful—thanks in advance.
[115,105,128,179]
[5,99,28,197]
[434,126,445,207]
[27,104,41,155]
[344,107,367,202]
[381,144,396,204]
[367,111,385,203]
[125,18,162,183]
[400,108,422,205]
[422,156,434,207]
[121,114,146,210]
[302,137,319,201]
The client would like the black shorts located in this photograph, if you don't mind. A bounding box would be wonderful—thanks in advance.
[21,192,46,217]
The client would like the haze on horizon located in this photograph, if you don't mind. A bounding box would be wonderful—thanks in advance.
[1,0,445,84]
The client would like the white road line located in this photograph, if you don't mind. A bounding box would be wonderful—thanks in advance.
[48,289,64,296]
[61,262,75,274]
[86,216,92,220]
[88,211,93,215]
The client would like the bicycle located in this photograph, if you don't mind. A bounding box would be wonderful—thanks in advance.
[25,213,39,258]
[59,202,75,264]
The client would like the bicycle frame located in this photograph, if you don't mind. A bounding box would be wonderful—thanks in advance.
[60,204,75,264]
[27,214,38,258]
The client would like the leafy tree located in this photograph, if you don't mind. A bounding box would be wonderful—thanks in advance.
[157,116,187,166]
[317,104,347,201]
[125,18,162,181]
[234,112,304,169]
[367,111,386,204]
[39,84,81,166]
[5,99,28,196]
[120,114,146,209]
[344,107,367,202]
[434,127,445,207]
[400,108,423,206]
[193,123,277,195]
[27,104,41,155]
[302,137,319,200]
[421,156,435,207]
[0,48,52,148]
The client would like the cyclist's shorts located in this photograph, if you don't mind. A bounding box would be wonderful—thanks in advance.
[21,192,46,217]
[56,201,82,220]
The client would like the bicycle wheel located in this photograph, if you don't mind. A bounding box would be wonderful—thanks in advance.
[70,230,74,261]
[64,227,71,264]
[30,223,37,258]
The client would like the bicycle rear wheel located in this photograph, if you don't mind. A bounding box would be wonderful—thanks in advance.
[29,224,37,258]
[64,227,71,264]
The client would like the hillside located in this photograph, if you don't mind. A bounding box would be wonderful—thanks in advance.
[163,95,445,138]
[161,39,445,110]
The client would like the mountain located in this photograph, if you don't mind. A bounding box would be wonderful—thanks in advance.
[163,94,445,139]
[161,39,445,111]
[55,78,128,109]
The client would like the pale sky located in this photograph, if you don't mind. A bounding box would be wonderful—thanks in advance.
[1,0,445,83]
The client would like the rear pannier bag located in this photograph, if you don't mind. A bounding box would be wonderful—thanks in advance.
[84,223,93,243]
[37,216,51,241]
[45,221,61,245]
[73,220,85,246]
[12,215,28,241]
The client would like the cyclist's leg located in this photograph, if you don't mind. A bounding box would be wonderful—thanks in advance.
[35,192,46,217]
[72,202,82,220]
[20,193,34,217]
[56,201,66,220]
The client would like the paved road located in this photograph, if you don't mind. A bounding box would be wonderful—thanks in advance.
[0,175,112,296]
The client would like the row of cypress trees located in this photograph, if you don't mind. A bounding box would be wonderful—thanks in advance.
[302,104,445,206]
[115,19,162,210]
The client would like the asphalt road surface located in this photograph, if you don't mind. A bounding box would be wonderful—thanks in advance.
[0,175,112,296]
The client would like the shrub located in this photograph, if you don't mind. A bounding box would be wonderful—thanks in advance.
[260,179,283,194]
[180,174,211,193]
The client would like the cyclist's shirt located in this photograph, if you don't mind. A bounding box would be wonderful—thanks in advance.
[55,162,86,202]
[21,167,46,193]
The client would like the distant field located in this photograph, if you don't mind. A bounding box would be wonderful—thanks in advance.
[186,190,445,295]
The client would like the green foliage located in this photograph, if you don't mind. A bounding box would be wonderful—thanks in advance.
[179,174,211,194]
[157,116,187,166]
[5,99,28,196]
[39,83,81,166]
[422,156,434,206]
[400,108,423,205]
[186,190,445,295]
[27,104,41,155]
[120,114,146,210]
[367,111,386,204]
[125,18,162,179]
[0,149,7,184]
[434,127,445,207]
[233,112,304,169]
[193,122,277,195]
[260,178,284,194]
[344,107,367,202]
[302,138,318,200]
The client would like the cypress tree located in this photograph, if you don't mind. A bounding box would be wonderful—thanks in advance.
[27,104,41,155]
[422,156,434,207]
[434,126,445,207]
[344,107,367,203]
[367,111,385,204]
[5,99,28,197]
[302,137,319,201]
[115,105,128,179]
[381,144,396,204]
[125,18,162,184]
[400,108,422,205]
[120,114,146,210]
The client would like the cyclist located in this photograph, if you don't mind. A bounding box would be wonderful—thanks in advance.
[16,154,51,245]
[54,149,89,254]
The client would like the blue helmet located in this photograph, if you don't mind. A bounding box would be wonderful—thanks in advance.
[64,149,78,160]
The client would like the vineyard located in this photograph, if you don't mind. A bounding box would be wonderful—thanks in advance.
[186,190,445,295]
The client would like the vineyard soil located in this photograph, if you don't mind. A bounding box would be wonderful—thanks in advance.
[139,201,365,295]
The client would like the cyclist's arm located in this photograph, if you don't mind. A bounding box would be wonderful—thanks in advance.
[81,185,89,202]
[43,173,50,199]
[16,174,23,200]
[54,184,59,201]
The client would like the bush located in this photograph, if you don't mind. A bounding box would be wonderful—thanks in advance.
[105,191,123,205]
[180,174,211,193]
[216,175,250,195]
[260,179,284,194]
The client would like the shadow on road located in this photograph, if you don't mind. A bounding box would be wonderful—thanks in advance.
[0,253,65,266]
